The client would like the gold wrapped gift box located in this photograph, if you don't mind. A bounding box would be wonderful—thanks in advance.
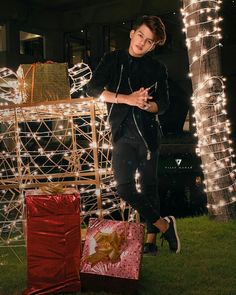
[17,62,71,103]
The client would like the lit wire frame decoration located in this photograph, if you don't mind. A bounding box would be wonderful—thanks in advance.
[0,62,136,248]
[0,62,92,105]
[68,62,92,95]
[0,67,22,104]
[181,0,236,220]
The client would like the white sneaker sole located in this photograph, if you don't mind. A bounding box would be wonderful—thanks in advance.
[164,216,181,253]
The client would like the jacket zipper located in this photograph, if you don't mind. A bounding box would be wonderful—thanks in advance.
[155,113,163,136]
[107,64,124,123]
[132,108,151,160]
[106,62,153,161]
[128,77,151,160]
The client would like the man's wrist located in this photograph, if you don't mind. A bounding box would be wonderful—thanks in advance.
[115,94,119,104]
[114,93,128,104]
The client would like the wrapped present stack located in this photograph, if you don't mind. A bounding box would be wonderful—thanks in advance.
[80,218,144,294]
[23,187,81,295]
[17,62,71,103]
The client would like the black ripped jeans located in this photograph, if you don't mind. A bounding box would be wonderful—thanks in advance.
[112,134,160,234]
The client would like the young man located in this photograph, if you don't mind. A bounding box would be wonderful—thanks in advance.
[87,15,181,254]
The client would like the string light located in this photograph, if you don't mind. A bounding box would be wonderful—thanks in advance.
[181,0,236,217]
[0,67,21,104]
[68,62,92,94]
[0,91,136,246]
[0,62,92,105]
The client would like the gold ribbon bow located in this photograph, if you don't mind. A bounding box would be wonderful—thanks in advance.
[85,230,125,267]
[40,184,65,194]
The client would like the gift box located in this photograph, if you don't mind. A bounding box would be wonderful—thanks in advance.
[80,218,144,294]
[17,62,71,103]
[23,188,81,295]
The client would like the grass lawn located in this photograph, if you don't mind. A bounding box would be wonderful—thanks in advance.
[0,215,236,295]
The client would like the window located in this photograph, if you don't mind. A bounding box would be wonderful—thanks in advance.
[109,21,132,51]
[20,31,44,60]
[66,29,88,66]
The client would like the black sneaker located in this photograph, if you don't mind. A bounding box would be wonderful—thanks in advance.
[161,216,181,253]
[143,242,158,256]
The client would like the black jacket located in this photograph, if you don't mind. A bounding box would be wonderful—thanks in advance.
[87,49,169,151]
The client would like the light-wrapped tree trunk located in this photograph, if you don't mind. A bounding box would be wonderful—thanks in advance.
[182,0,236,221]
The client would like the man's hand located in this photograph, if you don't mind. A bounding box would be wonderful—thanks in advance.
[100,88,158,112]
[128,87,152,110]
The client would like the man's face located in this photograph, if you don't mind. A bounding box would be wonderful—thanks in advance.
[129,24,157,57]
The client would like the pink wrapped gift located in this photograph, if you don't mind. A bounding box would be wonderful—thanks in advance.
[80,218,144,294]
[23,188,81,295]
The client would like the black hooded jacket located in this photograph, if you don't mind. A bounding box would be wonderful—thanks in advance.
[86,49,169,151]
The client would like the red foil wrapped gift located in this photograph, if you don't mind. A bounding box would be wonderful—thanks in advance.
[24,189,81,295]
[80,218,144,294]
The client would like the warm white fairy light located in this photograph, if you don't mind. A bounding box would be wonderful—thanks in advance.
[0,58,139,247]
[0,62,92,106]
[0,67,22,104]
[68,62,92,94]
[181,0,236,216]
[0,95,135,247]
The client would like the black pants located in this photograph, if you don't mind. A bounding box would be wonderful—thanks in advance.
[112,135,160,234]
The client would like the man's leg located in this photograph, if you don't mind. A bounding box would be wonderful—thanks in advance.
[138,149,160,255]
[138,148,181,254]
[112,138,161,224]
[112,138,180,253]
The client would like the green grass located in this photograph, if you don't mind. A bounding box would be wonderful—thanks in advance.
[141,216,236,295]
[0,215,236,295]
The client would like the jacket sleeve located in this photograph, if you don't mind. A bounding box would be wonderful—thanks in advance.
[86,52,114,98]
[155,63,170,115]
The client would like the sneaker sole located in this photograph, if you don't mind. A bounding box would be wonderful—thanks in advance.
[167,216,181,253]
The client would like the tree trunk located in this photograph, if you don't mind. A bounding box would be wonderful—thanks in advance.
[182,0,236,221]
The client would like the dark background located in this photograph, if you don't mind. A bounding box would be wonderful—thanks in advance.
[0,0,235,217]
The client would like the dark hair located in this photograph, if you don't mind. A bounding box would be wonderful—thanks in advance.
[133,15,166,46]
